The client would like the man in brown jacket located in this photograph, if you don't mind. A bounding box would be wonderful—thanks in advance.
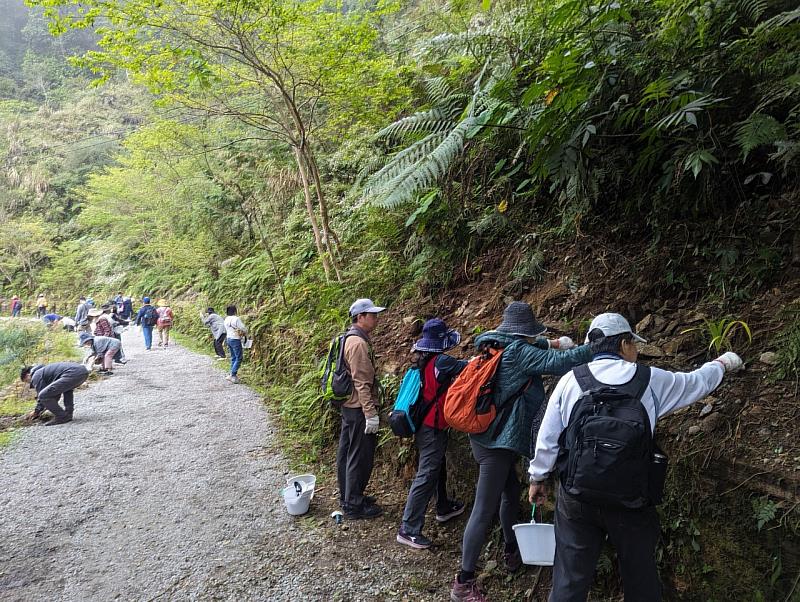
[336,298,386,519]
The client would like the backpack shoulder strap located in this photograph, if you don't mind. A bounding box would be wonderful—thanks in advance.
[573,363,601,392]
[616,364,651,401]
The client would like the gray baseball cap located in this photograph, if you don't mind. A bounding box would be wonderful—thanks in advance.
[349,298,386,317]
[584,313,647,344]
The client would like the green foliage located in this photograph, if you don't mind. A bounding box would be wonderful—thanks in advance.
[752,496,778,531]
[771,302,800,381]
[0,320,78,388]
[681,318,752,353]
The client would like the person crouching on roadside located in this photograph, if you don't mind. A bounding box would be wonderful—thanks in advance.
[451,301,591,602]
[202,307,226,359]
[79,332,121,375]
[397,318,468,550]
[528,313,743,602]
[21,362,90,426]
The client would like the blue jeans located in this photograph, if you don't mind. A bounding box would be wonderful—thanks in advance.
[228,338,243,375]
[142,325,153,349]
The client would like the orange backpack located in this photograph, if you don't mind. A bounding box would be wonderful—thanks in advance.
[443,347,504,433]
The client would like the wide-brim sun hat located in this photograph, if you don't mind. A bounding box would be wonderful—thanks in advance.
[156,299,168,307]
[78,332,94,346]
[349,298,386,317]
[413,318,461,353]
[584,312,647,344]
[87,308,103,317]
[496,301,547,338]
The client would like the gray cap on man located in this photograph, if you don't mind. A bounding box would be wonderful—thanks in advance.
[349,298,386,317]
[584,312,647,344]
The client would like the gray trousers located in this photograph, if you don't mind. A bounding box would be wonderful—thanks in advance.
[401,425,450,535]
[336,407,377,510]
[460,440,521,572]
[35,368,89,419]
[550,489,661,602]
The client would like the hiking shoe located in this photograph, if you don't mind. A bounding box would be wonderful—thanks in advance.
[436,500,466,523]
[44,416,72,427]
[396,529,432,550]
[344,503,383,520]
[363,495,377,505]
[503,547,522,573]
[114,359,128,365]
[229,375,240,384]
[450,576,487,602]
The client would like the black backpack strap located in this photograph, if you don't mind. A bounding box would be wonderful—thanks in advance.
[616,365,651,401]
[573,363,602,392]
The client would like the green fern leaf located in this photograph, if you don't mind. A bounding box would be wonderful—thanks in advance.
[735,113,787,161]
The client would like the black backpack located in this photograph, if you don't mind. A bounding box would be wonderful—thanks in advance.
[320,328,369,408]
[141,305,159,327]
[557,364,666,509]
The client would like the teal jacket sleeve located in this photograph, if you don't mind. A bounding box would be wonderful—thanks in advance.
[511,341,592,377]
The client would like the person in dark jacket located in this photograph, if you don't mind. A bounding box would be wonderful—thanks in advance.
[134,297,158,350]
[110,305,129,364]
[21,362,90,426]
[451,301,591,602]
[397,318,468,550]
[10,295,22,317]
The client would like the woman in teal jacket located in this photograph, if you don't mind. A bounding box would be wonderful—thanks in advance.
[451,301,591,602]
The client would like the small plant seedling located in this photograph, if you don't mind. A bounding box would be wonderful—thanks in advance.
[681,318,752,353]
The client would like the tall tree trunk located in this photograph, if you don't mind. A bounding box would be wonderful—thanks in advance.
[256,227,288,309]
[303,144,342,257]
[293,146,332,281]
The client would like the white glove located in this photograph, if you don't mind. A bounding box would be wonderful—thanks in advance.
[549,336,575,350]
[715,352,743,372]
[364,415,380,435]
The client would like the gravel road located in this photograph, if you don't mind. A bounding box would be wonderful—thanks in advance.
[0,330,494,602]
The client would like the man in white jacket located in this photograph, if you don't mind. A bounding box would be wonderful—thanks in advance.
[528,313,743,602]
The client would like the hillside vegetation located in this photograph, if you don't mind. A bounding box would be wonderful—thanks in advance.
[1,0,798,599]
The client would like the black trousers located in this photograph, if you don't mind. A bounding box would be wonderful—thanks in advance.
[213,333,226,358]
[336,406,377,510]
[550,488,662,602]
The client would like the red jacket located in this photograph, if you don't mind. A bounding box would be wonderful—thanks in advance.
[94,315,113,337]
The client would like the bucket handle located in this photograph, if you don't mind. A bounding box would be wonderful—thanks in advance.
[530,503,543,524]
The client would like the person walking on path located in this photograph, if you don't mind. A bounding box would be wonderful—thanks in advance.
[79,332,121,375]
[156,299,174,347]
[36,294,48,318]
[337,298,386,520]
[10,295,22,317]
[134,297,159,350]
[75,296,90,332]
[528,313,744,602]
[21,361,90,426]
[397,318,468,550]
[223,305,247,383]
[451,301,590,602]
[202,308,226,359]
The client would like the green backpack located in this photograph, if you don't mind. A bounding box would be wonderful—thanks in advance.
[320,329,369,407]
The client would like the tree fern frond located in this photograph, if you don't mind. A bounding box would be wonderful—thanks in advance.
[374,108,458,141]
[363,133,447,193]
[737,0,768,23]
[753,8,800,35]
[370,115,483,208]
[735,113,787,160]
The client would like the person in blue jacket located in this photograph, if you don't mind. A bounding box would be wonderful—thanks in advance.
[451,301,591,602]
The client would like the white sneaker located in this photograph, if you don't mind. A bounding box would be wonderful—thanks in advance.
[230,375,240,384]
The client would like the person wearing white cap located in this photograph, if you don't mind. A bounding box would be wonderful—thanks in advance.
[528,312,743,602]
[336,298,386,519]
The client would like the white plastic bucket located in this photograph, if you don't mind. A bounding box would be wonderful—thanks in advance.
[282,484,312,516]
[286,474,316,498]
[513,521,556,566]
